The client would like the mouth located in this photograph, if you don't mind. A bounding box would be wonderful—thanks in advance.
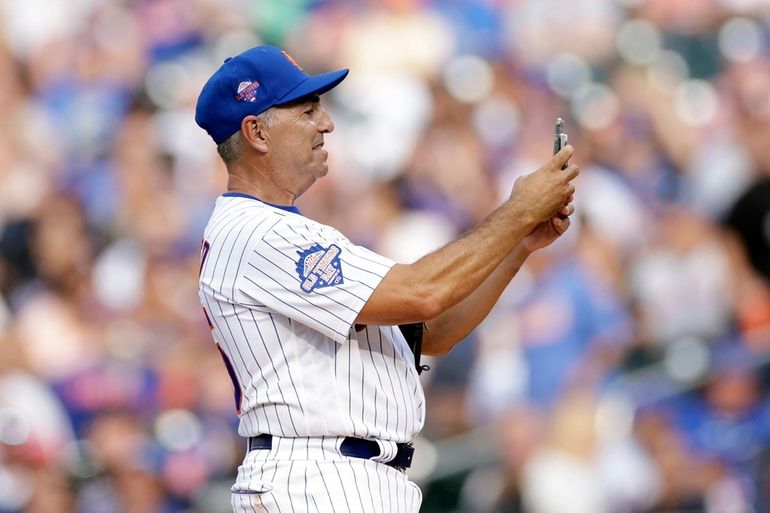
[313,141,324,150]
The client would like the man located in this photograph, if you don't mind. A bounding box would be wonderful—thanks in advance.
[195,45,578,513]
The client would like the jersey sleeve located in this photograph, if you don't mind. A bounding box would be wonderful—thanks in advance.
[238,218,396,343]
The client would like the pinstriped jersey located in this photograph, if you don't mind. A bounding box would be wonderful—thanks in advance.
[199,193,426,443]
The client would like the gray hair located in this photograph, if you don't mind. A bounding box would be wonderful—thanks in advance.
[216,109,275,165]
[216,131,242,165]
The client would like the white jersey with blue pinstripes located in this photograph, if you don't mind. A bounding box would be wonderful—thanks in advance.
[199,194,426,444]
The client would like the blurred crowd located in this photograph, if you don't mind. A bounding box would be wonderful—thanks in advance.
[1,0,770,512]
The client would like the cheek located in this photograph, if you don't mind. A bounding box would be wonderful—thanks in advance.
[280,143,308,163]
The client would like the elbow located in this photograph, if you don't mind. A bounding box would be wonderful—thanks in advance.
[420,319,473,357]
[419,298,444,321]
[409,291,446,322]
[391,264,455,322]
[420,334,458,357]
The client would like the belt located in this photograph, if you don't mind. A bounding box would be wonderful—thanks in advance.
[247,434,415,470]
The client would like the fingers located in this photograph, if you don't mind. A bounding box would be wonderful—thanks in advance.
[551,215,571,235]
[552,145,574,170]
[511,147,578,223]
[562,163,580,181]
[557,165,578,211]
[558,203,575,217]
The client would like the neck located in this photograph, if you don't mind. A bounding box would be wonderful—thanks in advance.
[226,161,296,206]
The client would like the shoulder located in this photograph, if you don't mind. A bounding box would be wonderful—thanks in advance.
[263,211,349,247]
[204,197,292,241]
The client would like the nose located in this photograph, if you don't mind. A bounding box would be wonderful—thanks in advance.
[318,106,334,134]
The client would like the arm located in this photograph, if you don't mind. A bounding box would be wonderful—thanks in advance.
[422,243,531,355]
[422,204,574,355]
[355,146,578,326]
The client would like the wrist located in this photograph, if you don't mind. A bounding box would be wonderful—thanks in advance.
[503,198,539,234]
[519,239,537,255]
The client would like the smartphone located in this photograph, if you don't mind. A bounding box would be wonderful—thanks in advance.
[553,118,569,170]
[553,117,568,156]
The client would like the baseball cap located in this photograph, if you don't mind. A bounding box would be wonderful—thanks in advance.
[195,46,349,144]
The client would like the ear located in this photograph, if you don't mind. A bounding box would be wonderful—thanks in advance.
[240,115,270,153]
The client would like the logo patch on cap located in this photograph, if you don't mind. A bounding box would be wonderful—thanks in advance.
[235,81,260,102]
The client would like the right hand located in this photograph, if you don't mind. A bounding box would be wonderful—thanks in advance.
[509,145,579,226]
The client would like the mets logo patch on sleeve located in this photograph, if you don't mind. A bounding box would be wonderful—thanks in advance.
[296,244,344,293]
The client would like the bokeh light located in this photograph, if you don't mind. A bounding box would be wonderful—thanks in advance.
[616,19,662,66]
[718,17,763,62]
[571,82,620,130]
[646,49,690,93]
[443,55,495,104]
[663,337,711,384]
[145,61,194,110]
[546,53,593,99]
[155,409,204,453]
[674,79,720,126]
[472,96,521,149]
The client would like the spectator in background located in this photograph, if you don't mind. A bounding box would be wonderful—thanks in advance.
[724,179,770,344]
[629,205,733,348]
[469,219,633,417]
[521,390,660,513]
[662,341,770,511]
[635,409,724,512]
[0,335,76,513]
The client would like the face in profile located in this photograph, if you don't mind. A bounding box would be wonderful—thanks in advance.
[265,95,335,197]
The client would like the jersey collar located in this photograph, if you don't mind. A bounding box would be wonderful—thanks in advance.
[222,192,302,215]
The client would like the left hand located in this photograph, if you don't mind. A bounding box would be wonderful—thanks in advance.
[522,202,574,253]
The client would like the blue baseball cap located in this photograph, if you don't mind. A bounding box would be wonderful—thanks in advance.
[195,46,349,144]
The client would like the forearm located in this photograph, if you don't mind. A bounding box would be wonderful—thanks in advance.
[410,200,536,309]
[421,244,531,355]
[355,146,577,326]
[356,200,537,325]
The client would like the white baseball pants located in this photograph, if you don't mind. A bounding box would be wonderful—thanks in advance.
[231,435,423,513]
